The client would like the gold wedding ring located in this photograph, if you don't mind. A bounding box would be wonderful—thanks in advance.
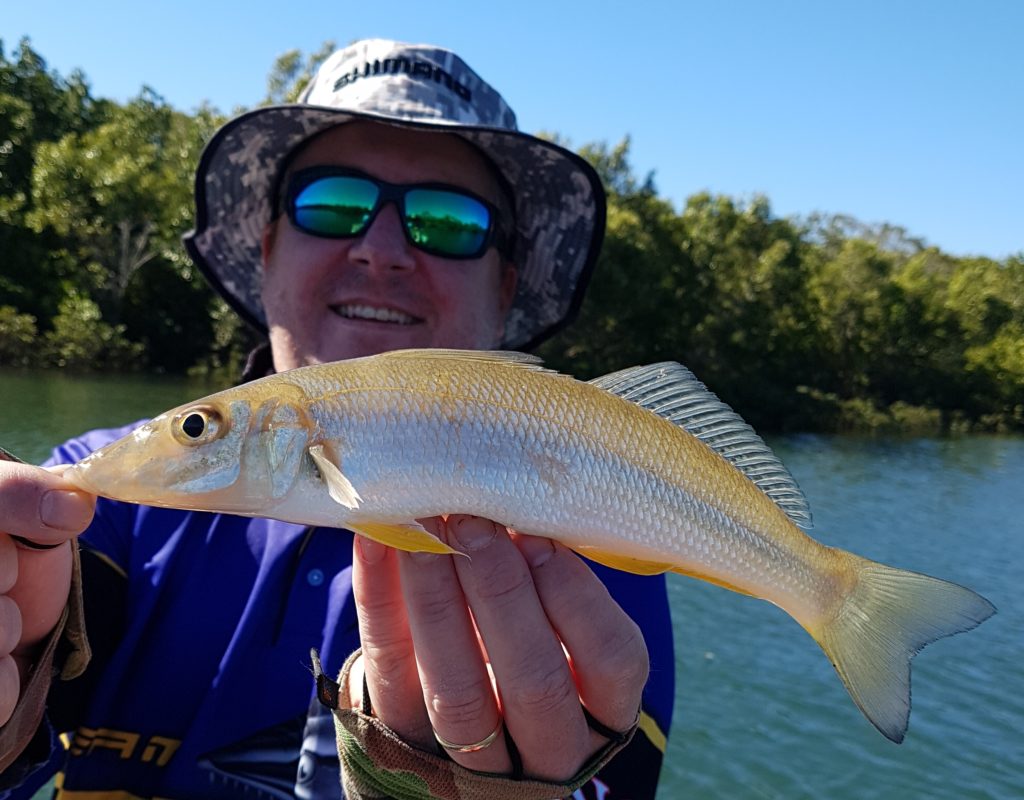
[433,720,503,753]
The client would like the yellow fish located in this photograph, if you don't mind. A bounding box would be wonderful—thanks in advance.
[65,349,995,742]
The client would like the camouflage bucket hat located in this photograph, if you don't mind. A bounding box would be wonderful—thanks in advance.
[183,38,606,350]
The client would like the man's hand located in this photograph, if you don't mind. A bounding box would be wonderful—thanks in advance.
[0,461,95,726]
[351,515,648,781]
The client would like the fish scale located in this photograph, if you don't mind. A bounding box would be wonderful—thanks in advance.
[64,348,995,743]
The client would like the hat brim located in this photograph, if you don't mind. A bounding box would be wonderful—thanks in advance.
[183,104,605,350]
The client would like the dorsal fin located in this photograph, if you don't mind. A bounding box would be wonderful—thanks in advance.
[380,348,549,370]
[589,363,813,529]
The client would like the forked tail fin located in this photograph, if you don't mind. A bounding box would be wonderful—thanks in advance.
[813,554,996,743]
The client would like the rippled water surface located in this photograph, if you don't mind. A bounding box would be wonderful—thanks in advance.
[660,435,1021,799]
[2,371,1020,799]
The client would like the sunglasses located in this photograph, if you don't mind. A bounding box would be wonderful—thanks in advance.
[282,167,509,260]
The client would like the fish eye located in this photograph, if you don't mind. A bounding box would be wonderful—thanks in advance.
[171,405,228,446]
[182,413,205,438]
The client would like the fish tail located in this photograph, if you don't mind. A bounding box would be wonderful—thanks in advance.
[811,552,995,743]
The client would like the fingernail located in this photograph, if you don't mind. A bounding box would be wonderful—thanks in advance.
[516,534,555,568]
[450,516,499,552]
[357,536,388,565]
[40,490,93,531]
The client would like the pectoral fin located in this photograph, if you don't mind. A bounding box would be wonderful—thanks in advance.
[309,444,362,510]
[348,520,463,557]
[574,546,673,576]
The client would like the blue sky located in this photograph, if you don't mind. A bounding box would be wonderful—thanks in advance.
[5,0,1021,258]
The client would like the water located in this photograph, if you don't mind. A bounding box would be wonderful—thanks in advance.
[0,370,224,464]
[1,371,1020,799]
[661,435,1021,799]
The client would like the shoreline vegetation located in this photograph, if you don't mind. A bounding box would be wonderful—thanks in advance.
[2,38,1021,435]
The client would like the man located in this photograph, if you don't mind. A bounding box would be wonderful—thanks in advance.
[0,40,674,798]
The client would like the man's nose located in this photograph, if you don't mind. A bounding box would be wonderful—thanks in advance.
[347,202,416,271]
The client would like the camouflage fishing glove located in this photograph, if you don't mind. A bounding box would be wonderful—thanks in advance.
[313,648,637,800]
[0,541,90,775]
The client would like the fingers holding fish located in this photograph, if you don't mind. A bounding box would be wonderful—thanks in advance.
[353,515,604,779]
[0,535,22,725]
[0,460,83,660]
[395,517,512,774]
[0,653,18,725]
[0,461,96,545]
[0,541,70,724]
[0,594,21,662]
[0,532,16,596]
[8,537,73,649]
[446,515,593,781]
[0,472,76,726]
[512,534,648,737]
[350,535,433,749]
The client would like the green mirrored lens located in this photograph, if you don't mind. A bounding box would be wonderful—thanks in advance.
[405,189,490,257]
[293,177,378,236]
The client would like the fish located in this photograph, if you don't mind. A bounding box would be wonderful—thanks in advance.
[63,348,995,742]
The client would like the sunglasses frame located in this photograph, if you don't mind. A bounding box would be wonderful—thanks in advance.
[282,166,508,260]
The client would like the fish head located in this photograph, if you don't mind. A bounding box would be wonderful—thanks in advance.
[66,382,315,513]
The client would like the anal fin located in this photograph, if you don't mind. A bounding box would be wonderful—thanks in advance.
[670,566,758,597]
[574,546,674,576]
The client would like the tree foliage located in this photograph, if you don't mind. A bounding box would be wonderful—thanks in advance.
[0,305,37,366]
[0,37,107,324]
[263,41,337,105]
[2,39,1021,433]
[540,139,1022,432]
[41,291,144,370]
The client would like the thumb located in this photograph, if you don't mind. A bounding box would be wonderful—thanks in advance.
[0,462,95,547]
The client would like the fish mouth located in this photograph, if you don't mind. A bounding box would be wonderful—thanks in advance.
[61,458,222,509]
[62,459,104,497]
[330,303,422,325]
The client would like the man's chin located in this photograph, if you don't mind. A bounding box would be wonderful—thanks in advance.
[317,319,434,361]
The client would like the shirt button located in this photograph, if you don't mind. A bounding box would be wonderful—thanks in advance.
[307,568,325,587]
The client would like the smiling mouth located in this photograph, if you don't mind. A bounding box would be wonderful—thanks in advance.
[332,304,421,325]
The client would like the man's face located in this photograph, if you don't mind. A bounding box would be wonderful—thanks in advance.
[260,122,517,371]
